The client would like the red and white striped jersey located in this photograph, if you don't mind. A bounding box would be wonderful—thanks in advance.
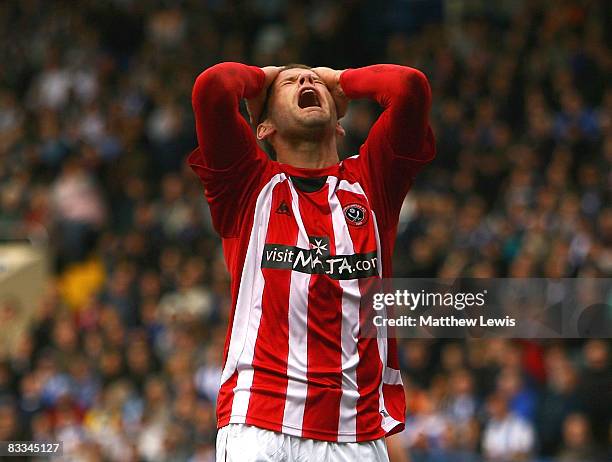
[190,63,435,442]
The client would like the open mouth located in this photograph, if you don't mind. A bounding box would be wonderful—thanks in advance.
[298,88,321,109]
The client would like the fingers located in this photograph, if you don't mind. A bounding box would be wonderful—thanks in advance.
[312,66,333,74]
[261,66,282,72]
[261,66,282,88]
[312,67,340,88]
[246,67,281,126]
[312,67,348,118]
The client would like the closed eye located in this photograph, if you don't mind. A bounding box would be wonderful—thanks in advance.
[281,76,299,85]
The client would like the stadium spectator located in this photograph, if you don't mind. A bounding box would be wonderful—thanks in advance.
[482,393,535,461]
[557,413,603,462]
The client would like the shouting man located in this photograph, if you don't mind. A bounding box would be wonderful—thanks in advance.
[189,61,435,461]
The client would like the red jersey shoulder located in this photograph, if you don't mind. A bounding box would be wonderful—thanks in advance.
[194,147,276,238]
[338,155,362,182]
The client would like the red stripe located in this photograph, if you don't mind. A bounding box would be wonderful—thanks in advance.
[382,382,405,433]
[336,189,384,439]
[383,337,405,427]
[217,369,238,427]
[246,182,296,430]
[217,210,258,427]
[217,230,251,422]
[299,183,344,440]
[386,337,400,370]
[355,337,383,439]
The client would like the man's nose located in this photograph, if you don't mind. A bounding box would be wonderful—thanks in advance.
[298,73,315,86]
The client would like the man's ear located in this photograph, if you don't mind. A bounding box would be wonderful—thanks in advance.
[335,122,345,137]
[257,121,276,141]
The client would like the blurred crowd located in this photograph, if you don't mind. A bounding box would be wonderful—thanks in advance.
[0,0,610,461]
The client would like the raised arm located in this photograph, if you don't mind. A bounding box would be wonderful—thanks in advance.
[339,64,433,158]
[314,64,435,227]
[191,62,266,170]
[190,63,280,237]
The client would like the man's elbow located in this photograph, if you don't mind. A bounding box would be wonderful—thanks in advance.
[409,69,431,99]
[192,63,237,108]
[397,68,432,109]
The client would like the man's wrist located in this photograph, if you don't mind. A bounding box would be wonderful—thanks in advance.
[261,66,281,88]
[338,68,354,99]
[336,70,346,98]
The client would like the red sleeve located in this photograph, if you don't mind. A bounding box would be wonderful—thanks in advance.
[339,65,435,228]
[188,62,271,237]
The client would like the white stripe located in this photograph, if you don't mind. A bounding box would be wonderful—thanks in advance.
[327,176,361,441]
[337,179,368,198]
[282,179,311,435]
[336,179,403,432]
[383,367,402,385]
[219,173,285,419]
[341,154,360,162]
[371,211,402,432]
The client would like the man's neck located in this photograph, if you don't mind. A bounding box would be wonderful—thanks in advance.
[274,133,339,169]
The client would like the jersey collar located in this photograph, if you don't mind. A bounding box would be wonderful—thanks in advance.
[277,161,340,178]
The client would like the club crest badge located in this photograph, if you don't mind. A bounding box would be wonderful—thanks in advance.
[343,203,368,226]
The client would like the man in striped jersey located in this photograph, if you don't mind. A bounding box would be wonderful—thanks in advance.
[189,61,435,461]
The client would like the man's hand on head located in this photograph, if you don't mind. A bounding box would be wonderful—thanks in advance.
[246,66,281,126]
[312,67,348,119]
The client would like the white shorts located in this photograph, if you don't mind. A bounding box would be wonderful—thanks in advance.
[216,424,390,462]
